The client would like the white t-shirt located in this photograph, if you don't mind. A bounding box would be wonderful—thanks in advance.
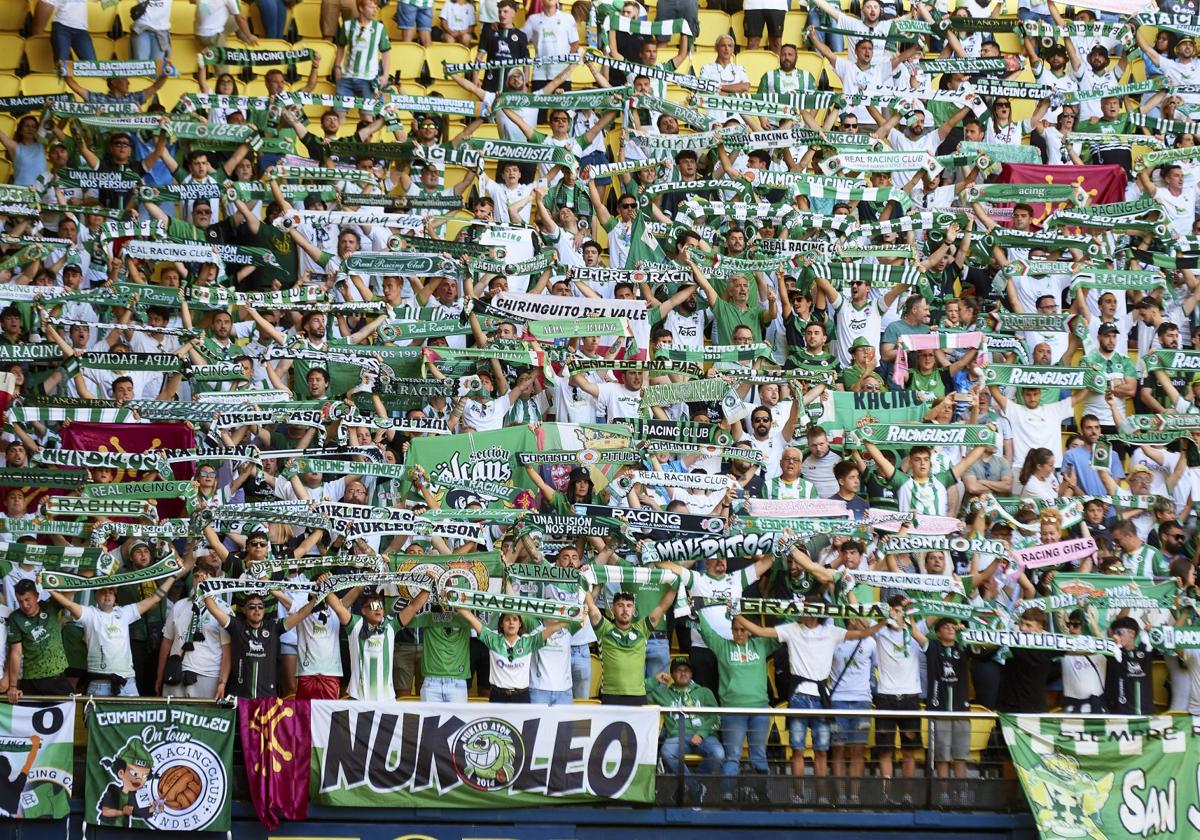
[80,604,141,679]
[531,624,573,692]
[292,601,342,677]
[832,57,890,122]
[136,0,172,31]
[439,0,476,32]
[698,61,751,123]
[53,0,89,29]
[163,598,226,678]
[461,392,513,432]
[775,620,847,695]
[748,430,787,480]
[196,0,242,37]
[682,567,760,648]
[1062,652,1106,701]
[1001,397,1075,469]
[595,381,642,419]
[521,11,579,80]
[802,450,840,497]
[830,636,877,702]
[875,625,925,696]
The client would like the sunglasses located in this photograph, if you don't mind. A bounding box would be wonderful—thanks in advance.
[1066,621,1081,628]
[619,202,636,209]
[249,540,268,547]
[244,603,265,609]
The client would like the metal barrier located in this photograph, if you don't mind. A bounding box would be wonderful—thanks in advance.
[649,706,1119,812]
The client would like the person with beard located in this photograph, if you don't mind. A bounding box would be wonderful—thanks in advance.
[641,280,710,353]
[725,440,766,499]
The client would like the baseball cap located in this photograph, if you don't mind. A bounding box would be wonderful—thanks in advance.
[1097,323,1119,335]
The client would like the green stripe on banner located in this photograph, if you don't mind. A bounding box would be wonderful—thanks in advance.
[1141,349,1200,373]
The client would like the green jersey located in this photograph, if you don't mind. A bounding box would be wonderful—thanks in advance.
[645,679,719,738]
[595,616,652,696]
[1121,544,1171,578]
[408,610,472,679]
[617,558,673,633]
[712,297,764,345]
[335,17,391,81]
[478,626,547,690]
[697,614,778,707]
[8,600,67,680]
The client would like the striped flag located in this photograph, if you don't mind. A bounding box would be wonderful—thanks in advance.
[1001,714,1200,839]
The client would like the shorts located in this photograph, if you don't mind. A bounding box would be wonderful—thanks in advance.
[297,674,342,700]
[830,699,872,746]
[874,693,921,752]
[743,8,785,39]
[930,718,971,763]
[396,3,433,30]
[788,690,831,752]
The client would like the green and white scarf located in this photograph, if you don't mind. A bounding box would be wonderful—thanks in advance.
[848,423,997,448]
[589,54,718,93]
[36,449,170,475]
[962,182,1086,205]
[443,587,584,622]
[983,363,1107,392]
[41,555,183,592]
[201,47,313,66]
[496,86,630,112]
[958,628,1119,657]
[66,59,164,77]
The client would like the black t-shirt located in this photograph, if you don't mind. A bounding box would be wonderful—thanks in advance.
[478,26,529,92]
[997,647,1055,713]
[1105,644,1154,714]
[224,615,284,698]
[926,642,969,711]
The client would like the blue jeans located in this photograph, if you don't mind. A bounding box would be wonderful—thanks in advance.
[662,731,724,777]
[645,637,670,679]
[88,678,139,697]
[788,691,831,752]
[529,687,574,705]
[807,8,842,53]
[396,3,433,30]
[50,22,96,62]
[131,28,170,62]
[257,0,287,38]
[420,676,468,703]
[1016,8,1054,22]
[720,713,769,776]
[571,645,592,699]
[335,77,377,103]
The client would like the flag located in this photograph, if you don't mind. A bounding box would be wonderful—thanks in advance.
[60,421,195,517]
[995,163,1127,225]
[819,390,927,445]
[0,702,75,820]
[399,425,541,508]
[1001,714,1200,840]
[239,698,311,831]
[627,209,667,267]
[84,702,235,832]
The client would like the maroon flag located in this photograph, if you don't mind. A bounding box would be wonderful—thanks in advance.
[994,163,1127,225]
[59,420,195,517]
[239,698,311,830]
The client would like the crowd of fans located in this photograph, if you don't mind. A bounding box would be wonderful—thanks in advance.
[0,0,1198,805]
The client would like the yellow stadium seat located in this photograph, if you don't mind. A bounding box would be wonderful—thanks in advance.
[737,48,780,88]
[0,74,18,96]
[781,12,808,48]
[425,42,471,80]
[307,39,337,74]
[390,42,427,81]
[697,9,731,45]
[115,0,142,35]
[693,46,716,68]
[156,77,195,111]
[87,2,120,35]
[588,653,602,698]
[992,31,1022,55]
[423,78,464,98]
[19,74,66,96]
[291,3,323,39]
[795,50,825,84]
[472,121,500,139]
[0,4,30,34]
[170,38,201,74]
[25,37,57,74]
[0,36,22,72]
[171,1,196,36]
[729,11,747,46]
[573,698,602,705]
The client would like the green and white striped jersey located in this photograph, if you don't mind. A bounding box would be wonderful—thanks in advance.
[336,18,392,80]
[887,469,956,516]
[346,614,400,701]
[761,477,821,499]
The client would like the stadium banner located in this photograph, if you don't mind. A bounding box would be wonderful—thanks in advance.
[995,163,1127,224]
[309,701,658,808]
[84,702,235,832]
[0,702,75,820]
[1001,714,1200,840]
